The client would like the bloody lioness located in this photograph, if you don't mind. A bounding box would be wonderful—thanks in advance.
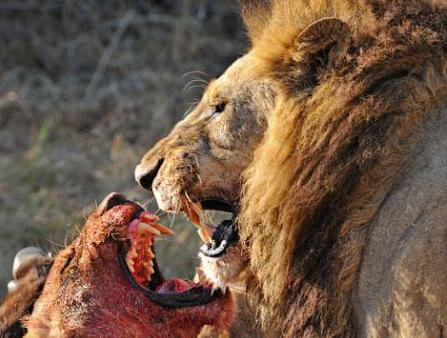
[24,192,234,338]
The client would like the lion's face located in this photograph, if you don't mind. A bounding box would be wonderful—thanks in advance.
[136,13,353,291]
[140,1,447,335]
[135,54,277,285]
[136,55,276,212]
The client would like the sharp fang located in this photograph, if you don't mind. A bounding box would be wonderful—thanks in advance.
[141,212,160,223]
[126,259,135,273]
[152,223,175,236]
[128,249,138,259]
[138,223,161,236]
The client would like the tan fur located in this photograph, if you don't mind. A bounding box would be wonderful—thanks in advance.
[238,0,447,336]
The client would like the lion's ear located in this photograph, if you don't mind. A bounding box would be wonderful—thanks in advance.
[286,17,350,87]
[240,0,272,44]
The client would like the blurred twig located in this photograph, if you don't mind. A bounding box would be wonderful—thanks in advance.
[83,9,135,101]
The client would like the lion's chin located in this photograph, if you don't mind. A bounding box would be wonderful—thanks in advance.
[152,184,244,286]
[198,244,246,289]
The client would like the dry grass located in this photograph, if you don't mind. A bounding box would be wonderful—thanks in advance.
[0,0,245,298]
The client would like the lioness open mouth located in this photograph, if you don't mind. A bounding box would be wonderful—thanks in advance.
[115,201,224,308]
[180,196,239,259]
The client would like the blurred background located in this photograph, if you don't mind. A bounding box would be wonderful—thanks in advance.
[0,0,245,298]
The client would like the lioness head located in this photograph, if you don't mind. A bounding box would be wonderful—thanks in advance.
[26,193,234,338]
[135,55,276,212]
[136,13,352,288]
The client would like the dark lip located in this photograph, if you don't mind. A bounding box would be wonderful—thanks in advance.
[196,199,239,258]
[199,218,239,258]
[200,199,234,213]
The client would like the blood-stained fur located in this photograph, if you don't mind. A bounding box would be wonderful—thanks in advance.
[24,193,234,338]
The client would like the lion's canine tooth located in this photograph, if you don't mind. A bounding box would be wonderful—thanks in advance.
[138,222,161,236]
[198,228,212,243]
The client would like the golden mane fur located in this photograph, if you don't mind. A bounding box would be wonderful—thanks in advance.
[238,0,447,336]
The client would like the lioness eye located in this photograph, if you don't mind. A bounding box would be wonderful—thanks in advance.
[214,102,227,114]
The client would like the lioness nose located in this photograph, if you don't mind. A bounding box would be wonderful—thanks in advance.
[135,158,164,190]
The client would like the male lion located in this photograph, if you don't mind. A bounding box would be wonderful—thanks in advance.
[136,0,447,337]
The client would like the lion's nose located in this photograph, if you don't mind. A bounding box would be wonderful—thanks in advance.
[135,158,164,190]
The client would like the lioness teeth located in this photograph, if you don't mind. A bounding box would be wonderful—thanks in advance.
[139,212,175,235]
[141,212,160,223]
[125,213,173,287]
[126,259,135,273]
[139,222,161,236]
[152,223,175,236]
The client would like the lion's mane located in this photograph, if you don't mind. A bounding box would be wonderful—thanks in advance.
[238,1,447,336]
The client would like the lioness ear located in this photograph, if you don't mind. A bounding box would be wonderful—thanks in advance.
[285,17,350,87]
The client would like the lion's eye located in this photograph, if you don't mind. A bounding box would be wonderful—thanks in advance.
[214,102,227,114]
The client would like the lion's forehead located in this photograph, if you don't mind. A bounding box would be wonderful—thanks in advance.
[215,53,267,89]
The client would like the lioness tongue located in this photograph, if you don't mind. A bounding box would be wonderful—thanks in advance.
[156,279,195,294]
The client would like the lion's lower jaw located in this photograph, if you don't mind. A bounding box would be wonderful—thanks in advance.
[199,249,246,290]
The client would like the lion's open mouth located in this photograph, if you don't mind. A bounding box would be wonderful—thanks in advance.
[180,197,239,258]
[117,205,223,308]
